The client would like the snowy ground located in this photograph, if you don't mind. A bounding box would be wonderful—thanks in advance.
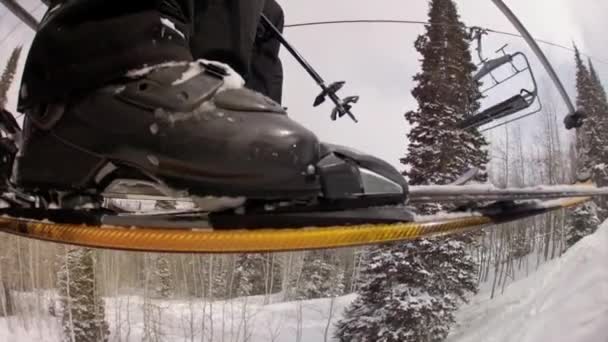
[1,221,607,342]
[0,291,356,342]
[448,220,608,342]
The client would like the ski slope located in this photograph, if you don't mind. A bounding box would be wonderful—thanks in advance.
[0,291,357,342]
[447,220,608,342]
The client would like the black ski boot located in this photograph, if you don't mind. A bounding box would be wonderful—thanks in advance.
[12,0,407,211]
[14,61,408,207]
[15,61,318,198]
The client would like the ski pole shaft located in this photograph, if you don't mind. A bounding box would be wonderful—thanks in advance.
[0,0,39,31]
[260,14,328,89]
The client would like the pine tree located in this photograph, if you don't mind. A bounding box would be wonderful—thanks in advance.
[152,254,173,299]
[0,46,22,108]
[337,2,483,340]
[402,0,481,317]
[566,47,604,244]
[336,243,456,342]
[588,59,607,104]
[401,0,489,198]
[573,47,607,177]
[209,256,230,299]
[587,58,608,219]
[57,247,109,342]
[294,250,345,300]
[566,202,600,248]
[233,253,282,297]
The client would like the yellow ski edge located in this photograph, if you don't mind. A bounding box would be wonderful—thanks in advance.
[0,196,591,253]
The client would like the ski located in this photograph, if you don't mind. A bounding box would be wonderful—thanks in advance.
[102,182,608,206]
[0,195,594,253]
[0,0,602,256]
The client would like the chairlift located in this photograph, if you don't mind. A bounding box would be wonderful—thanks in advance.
[460,38,542,131]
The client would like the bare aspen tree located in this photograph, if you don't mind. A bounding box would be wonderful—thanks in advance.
[490,228,507,299]
[323,296,337,342]
[295,300,303,342]
[265,313,283,342]
[501,225,517,294]
[0,254,14,317]
[281,252,294,301]
[349,249,364,292]
[142,253,164,342]
[477,232,486,285]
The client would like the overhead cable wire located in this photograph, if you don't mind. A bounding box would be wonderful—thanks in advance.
[284,19,608,65]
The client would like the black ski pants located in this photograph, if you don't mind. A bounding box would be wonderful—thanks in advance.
[19,0,284,111]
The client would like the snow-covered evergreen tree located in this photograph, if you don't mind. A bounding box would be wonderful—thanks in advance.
[57,247,109,342]
[587,58,608,219]
[293,250,344,300]
[401,0,489,198]
[566,47,604,244]
[337,2,484,340]
[566,202,600,248]
[233,253,282,297]
[588,59,607,105]
[399,0,482,318]
[0,46,22,108]
[233,254,256,297]
[336,242,457,342]
[573,47,608,179]
[152,254,172,299]
[337,237,479,342]
[198,255,230,300]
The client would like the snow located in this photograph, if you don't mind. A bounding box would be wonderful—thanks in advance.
[47,4,63,16]
[160,17,185,40]
[414,210,484,222]
[447,219,608,342]
[125,61,187,78]
[172,59,245,92]
[0,292,357,342]
[125,59,245,93]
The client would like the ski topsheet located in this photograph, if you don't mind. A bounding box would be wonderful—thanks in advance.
[0,195,592,253]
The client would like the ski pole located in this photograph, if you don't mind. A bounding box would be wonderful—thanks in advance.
[260,14,359,123]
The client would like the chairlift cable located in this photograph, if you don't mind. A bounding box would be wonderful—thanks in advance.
[284,19,608,66]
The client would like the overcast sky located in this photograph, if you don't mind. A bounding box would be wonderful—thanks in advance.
[0,0,606,171]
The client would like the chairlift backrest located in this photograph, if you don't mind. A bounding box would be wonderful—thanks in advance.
[474,54,513,81]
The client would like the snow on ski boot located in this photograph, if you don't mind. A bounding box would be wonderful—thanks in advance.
[0,109,20,188]
[13,61,408,211]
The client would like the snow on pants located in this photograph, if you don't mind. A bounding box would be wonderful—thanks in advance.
[19,0,285,110]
